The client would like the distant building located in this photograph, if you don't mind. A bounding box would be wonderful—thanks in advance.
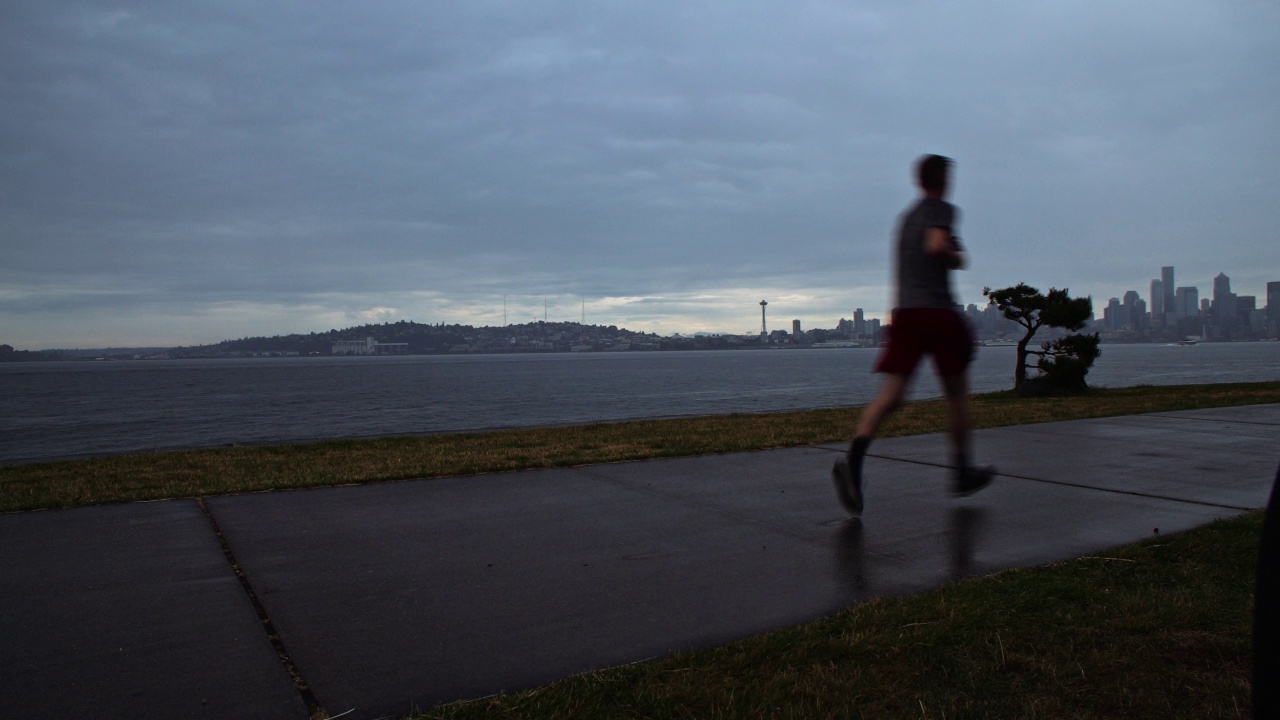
[1122,290,1141,330]
[1268,281,1280,335]
[1104,297,1122,329]
[1161,266,1175,323]
[1175,286,1199,318]
[333,337,378,355]
[331,337,409,355]
[1240,296,1258,332]
[792,319,802,336]
[1213,272,1237,327]
[1214,272,1232,300]
[1150,278,1164,320]
[1250,308,1268,335]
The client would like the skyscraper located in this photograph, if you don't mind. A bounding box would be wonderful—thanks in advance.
[1268,281,1280,336]
[1175,287,1199,318]
[1105,297,1122,329]
[1213,272,1236,325]
[1214,272,1232,301]
[1161,266,1175,322]
[1123,290,1140,330]
[1150,278,1164,319]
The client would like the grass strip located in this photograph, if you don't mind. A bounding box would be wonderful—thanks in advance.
[415,513,1259,720]
[2,381,1278,513]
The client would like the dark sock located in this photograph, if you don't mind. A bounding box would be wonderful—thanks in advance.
[848,436,871,464]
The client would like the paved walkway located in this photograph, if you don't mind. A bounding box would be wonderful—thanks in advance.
[3,405,1278,720]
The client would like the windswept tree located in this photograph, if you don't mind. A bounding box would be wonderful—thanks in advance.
[983,284,1100,393]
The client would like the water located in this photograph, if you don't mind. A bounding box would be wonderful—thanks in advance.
[1,343,1277,464]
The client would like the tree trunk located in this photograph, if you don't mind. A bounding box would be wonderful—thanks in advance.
[1014,334,1035,389]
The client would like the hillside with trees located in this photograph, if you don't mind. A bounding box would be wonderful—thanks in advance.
[170,320,664,358]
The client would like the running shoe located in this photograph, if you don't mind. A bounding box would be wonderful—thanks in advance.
[952,465,994,497]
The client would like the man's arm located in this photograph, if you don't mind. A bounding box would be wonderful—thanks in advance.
[924,226,965,269]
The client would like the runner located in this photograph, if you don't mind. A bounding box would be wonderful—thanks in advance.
[832,154,994,515]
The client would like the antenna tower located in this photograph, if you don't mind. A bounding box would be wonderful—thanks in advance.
[760,300,768,336]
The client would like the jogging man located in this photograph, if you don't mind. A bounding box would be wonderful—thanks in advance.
[832,154,993,516]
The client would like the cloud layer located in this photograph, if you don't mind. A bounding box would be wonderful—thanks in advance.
[2,1,1277,348]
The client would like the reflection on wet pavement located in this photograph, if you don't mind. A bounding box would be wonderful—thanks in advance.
[832,518,867,595]
[950,506,987,580]
[831,505,990,601]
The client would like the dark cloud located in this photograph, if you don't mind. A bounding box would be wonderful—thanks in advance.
[2,0,1278,348]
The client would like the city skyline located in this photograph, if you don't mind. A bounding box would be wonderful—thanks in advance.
[3,2,1277,350]
[5,261,1278,351]
[1088,263,1278,342]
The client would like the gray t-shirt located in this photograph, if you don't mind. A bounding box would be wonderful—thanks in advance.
[895,196,958,309]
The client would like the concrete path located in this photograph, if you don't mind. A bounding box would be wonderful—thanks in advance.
[2,405,1277,720]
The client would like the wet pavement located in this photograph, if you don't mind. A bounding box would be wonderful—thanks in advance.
[2,405,1277,719]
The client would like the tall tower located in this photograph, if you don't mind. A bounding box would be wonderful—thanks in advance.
[1214,272,1236,326]
[1175,287,1199,318]
[759,300,768,336]
[1214,272,1232,301]
[1161,266,1175,321]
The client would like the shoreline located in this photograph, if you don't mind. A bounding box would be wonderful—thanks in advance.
[2,381,1279,514]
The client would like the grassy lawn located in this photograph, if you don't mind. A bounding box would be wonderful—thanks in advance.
[415,513,1259,719]
[1,381,1278,513]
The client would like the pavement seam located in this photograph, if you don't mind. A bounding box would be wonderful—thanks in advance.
[194,496,325,720]
[851,450,1259,513]
[1145,412,1280,427]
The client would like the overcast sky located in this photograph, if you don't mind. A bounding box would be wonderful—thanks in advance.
[2,1,1277,349]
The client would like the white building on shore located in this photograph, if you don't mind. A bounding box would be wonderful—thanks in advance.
[332,337,409,355]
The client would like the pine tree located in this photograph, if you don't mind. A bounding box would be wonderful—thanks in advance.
[983,283,1100,393]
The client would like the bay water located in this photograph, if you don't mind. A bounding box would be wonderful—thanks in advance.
[1,343,1277,465]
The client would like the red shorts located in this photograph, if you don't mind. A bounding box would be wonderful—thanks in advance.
[873,307,975,377]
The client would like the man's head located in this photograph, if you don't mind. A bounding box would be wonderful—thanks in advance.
[916,154,952,197]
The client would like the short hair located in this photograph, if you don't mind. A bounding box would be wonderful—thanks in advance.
[916,154,952,193]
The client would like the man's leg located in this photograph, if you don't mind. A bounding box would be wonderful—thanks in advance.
[939,371,971,469]
[833,373,911,515]
[940,370,992,496]
[856,373,911,440]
